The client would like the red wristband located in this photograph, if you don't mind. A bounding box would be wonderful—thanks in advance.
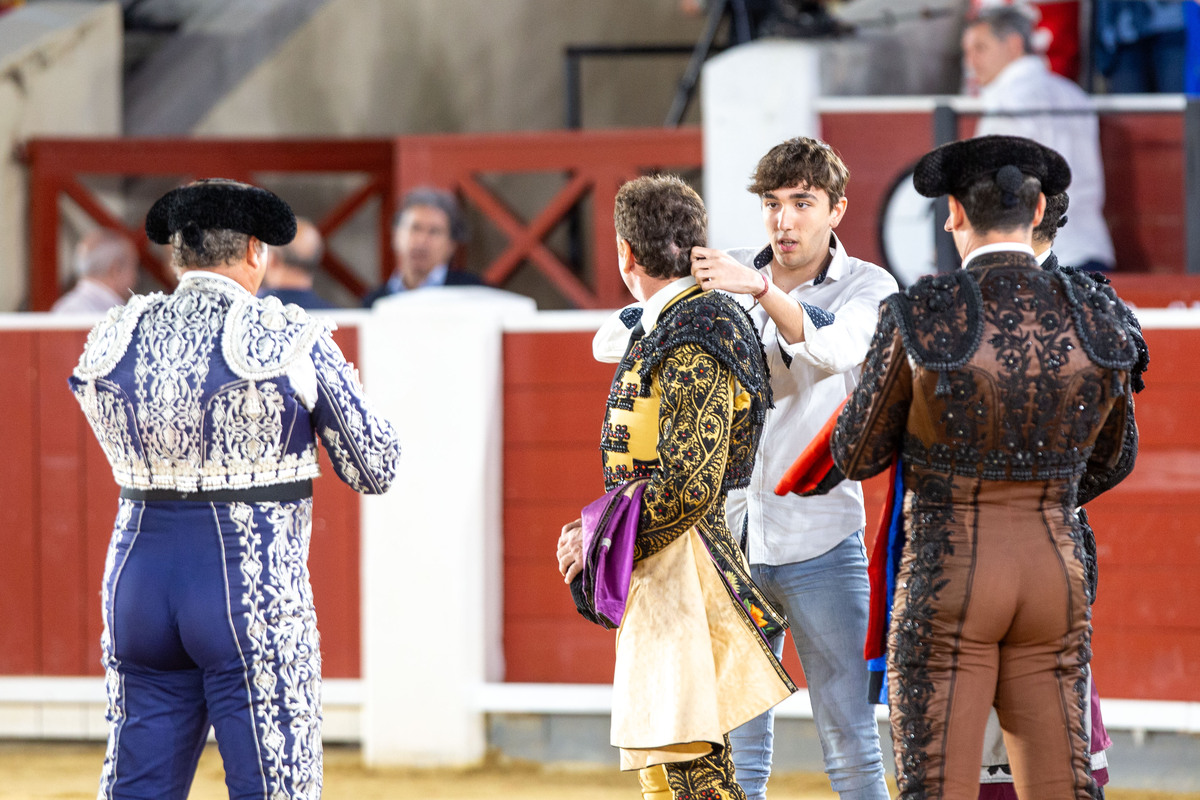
[752,272,770,301]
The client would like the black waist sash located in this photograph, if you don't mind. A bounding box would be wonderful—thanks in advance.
[119,479,313,503]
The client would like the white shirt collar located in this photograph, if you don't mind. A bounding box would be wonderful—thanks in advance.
[387,263,450,293]
[756,232,845,290]
[177,269,254,296]
[823,232,850,282]
[642,275,697,332]
[962,241,1034,269]
[1035,249,1053,266]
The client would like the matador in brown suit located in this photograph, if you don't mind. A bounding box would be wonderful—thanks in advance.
[811,136,1139,799]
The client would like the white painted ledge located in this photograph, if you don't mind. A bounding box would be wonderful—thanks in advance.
[5,678,1196,740]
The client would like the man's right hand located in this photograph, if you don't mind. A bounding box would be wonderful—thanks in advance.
[691,246,768,297]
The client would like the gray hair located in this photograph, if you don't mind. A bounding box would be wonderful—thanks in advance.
[171,228,259,270]
[971,6,1035,54]
[75,230,136,279]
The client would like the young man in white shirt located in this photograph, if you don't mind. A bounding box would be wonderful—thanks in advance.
[690,137,897,800]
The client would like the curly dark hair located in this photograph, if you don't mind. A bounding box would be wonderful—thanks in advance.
[1032,191,1069,247]
[613,175,707,280]
[747,137,849,204]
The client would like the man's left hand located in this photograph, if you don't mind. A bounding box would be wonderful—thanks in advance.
[557,518,584,583]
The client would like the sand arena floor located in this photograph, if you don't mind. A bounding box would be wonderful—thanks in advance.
[3,742,1197,800]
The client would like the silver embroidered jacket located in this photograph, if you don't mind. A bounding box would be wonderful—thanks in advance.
[69,271,399,494]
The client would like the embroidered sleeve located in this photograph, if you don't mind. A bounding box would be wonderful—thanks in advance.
[831,304,912,481]
[779,268,897,374]
[309,332,400,494]
[635,343,734,561]
[1078,380,1137,506]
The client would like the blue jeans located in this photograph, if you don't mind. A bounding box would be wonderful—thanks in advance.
[729,531,889,800]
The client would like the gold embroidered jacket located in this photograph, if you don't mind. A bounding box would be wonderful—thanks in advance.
[599,284,784,634]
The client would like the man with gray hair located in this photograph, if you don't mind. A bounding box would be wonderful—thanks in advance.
[962,5,1115,272]
[50,229,138,314]
[70,178,400,800]
[362,187,483,306]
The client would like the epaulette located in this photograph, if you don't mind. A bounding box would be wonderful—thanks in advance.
[885,270,984,396]
[73,292,160,381]
[1045,259,1148,392]
[223,294,331,380]
[1058,269,1137,374]
[637,290,772,417]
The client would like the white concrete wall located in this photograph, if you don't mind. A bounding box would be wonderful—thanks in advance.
[194,0,707,136]
[358,288,536,766]
[701,41,822,251]
[0,1,122,312]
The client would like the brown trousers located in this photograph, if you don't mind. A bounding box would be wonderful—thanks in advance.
[888,479,1094,800]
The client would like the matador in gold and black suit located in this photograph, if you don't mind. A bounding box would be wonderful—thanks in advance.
[816,137,1140,800]
[601,279,796,800]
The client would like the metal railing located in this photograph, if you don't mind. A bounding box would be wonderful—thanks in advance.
[925,94,1197,274]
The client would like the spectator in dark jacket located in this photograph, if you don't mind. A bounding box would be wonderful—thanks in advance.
[363,187,482,307]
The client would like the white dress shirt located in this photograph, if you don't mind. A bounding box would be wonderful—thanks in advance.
[591,277,698,362]
[50,278,125,314]
[729,234,898,565]
[975,55,1115,269]
[641,275,698,331]
[385,263,450,293]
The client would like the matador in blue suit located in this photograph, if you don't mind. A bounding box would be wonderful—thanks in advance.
[69,179,401,800]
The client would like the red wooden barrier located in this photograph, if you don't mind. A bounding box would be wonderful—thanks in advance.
[3,322,1197,701]
[24,139,397,311]
[24,131,703,312]
[0,330,43,672]
[501,327,1200,702]
[0,326,363,679]
[24,117,1189,314]
[395,130,703,309]
[1089,327,1200,697]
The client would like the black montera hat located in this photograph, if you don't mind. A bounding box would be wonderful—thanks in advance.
[145,179,297,246]
[912,135,1071,199]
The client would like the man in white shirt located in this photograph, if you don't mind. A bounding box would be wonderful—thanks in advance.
[689,137,897,800]
[50,229,138,314]
[963,5,1115,272]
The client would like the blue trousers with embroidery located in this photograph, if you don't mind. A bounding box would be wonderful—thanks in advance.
[97,498,323,800]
